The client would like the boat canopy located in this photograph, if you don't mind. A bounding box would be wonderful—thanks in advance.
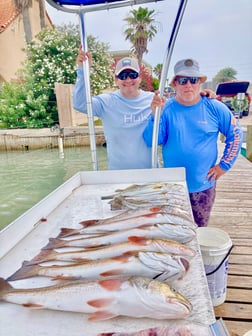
[46,0,163,13]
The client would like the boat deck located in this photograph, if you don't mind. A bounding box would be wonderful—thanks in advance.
[208,150,252,336]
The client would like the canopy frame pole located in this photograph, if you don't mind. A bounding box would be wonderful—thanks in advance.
[151,0,188,168]
[79,11,98,170]
[46,0,163,14]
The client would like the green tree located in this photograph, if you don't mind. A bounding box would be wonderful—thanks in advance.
[123,7,160,64]
[214,67,237,84]
[0,25,114,128]
[153,63,162,80]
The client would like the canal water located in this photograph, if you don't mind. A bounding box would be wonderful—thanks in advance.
[0,146,108,231]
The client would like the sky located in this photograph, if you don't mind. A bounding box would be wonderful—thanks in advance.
[45,0,252,84]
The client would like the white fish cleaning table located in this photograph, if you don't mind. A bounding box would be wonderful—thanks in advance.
[0,168,215,336]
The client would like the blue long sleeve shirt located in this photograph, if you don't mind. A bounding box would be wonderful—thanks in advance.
[73,67,154,170]
[143,96,243,192]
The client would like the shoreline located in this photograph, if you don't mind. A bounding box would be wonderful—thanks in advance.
[0,112,251,151]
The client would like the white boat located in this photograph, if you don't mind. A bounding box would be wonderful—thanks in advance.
[0,168,216,336]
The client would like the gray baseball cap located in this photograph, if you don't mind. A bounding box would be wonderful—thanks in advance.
[170,58,207,86]
[115,57,140,76]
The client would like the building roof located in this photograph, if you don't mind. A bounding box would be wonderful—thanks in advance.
[0,0,21,33]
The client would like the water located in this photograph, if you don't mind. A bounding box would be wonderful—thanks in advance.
[0,146,108,231]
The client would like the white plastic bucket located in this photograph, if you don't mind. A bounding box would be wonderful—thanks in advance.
[197,227,233,306]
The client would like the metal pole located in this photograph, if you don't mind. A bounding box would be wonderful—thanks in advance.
[79,11,98,170]
[151,0,188,168]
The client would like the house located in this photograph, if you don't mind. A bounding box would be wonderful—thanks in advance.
[111,49,152,75]
[0,0,53,83]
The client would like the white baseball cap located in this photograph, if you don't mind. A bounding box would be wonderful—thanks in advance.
[115,57,140,76]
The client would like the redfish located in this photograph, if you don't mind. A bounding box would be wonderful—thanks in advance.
[27,237,195,265]
[101,182,185,199]
[7,251,190,282]
[59,211,195,238]
[0,276,192,320]
[45,223,196,250]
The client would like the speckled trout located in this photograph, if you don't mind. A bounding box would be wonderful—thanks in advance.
[0,276,192,320]
[7,251,190,282]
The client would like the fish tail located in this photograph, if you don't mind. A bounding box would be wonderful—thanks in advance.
[26,250,57,265]
[57,228,81,238]
[42,238,66,250]
[6,261,41,281]
[0,277,13,298]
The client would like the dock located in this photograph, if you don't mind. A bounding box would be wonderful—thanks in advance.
[209,150,252,336]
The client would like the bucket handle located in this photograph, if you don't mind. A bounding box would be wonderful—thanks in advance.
[206,245,234,276]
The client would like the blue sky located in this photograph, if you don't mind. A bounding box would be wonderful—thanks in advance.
[45,0,252,84]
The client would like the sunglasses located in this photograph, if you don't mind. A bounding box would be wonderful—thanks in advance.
[176,77,200,85]
[117,72,139,80]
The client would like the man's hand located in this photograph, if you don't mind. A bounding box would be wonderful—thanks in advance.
[151,91,167,114]
[76,46,92,67]
[200,89,216,99]
[207,164,225,182]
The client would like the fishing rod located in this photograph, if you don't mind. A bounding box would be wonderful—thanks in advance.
[151,0,188,168]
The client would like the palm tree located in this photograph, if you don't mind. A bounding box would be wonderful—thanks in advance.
[214,67,237,84]
[14,0,32,43]
[153,63,162,80]
[123,7,160,65]
[38,0,46,29]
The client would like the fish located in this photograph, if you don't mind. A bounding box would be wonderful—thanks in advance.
[26,237,196,265]
[59,205,194,238]
[44,223,196,250]
[7,251,190,282]
[0,276,192,320]
[109,195,188,211]
[101,182,186,200]
[98,325,193,336]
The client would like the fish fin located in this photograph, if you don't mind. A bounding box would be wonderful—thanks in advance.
[0,277,13,292]
[6,262,40,281]
[26,250,57,265]
[79,219,100,228]
[42,238,65,250]
[87,298,114,308]
[109,255,130,263]
[136,224,151,229]
[122,251,139,257]
[52,275,79,281]
[128,236,147,245]
[100,269,124,276]
[22,303,43,308]
[88,311,118,321]
[99,279,124,291]
[181,257,190,272]
[150,206,163,212]
[57,228,81,238]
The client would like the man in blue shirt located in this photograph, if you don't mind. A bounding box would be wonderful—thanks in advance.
[143,58,243,227]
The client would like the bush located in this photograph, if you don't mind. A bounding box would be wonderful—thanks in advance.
[0,24,114,128]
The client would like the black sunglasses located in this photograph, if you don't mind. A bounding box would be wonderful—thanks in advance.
[117,72,139,80]
[176,77,200,85]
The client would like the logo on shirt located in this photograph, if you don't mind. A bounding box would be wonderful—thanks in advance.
[124,113,148,124]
